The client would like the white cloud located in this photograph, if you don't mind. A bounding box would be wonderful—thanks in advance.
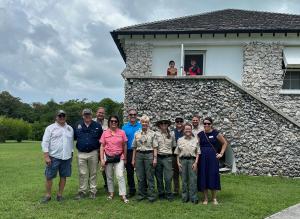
[0,0,300,103]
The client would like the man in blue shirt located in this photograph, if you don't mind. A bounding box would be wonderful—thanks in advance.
[122,109,142,197]
[173,117,185,196]
[74,109,103,200]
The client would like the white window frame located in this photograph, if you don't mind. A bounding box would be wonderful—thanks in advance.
[183,49,206,75]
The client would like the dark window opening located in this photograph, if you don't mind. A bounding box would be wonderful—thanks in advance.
[282,70,300,89]
[184,53,204,75]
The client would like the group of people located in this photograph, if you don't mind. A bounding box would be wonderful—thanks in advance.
[40,107,227,205]
[167,59,202,76]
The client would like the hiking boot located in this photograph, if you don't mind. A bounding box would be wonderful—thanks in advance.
[89,193,96,199]
[40,196,51,204]
[74,192,85,200]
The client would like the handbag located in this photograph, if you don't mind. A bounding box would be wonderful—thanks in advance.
[105,154,121,164]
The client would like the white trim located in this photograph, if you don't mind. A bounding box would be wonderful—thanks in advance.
[283,47,300,68]
[279,89,300,95]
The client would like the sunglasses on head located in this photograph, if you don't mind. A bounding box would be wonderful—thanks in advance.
[110,120,118,123]
[203,122,211,125]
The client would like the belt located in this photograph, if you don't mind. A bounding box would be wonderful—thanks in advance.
[157,154,172,158]
[137,150,153,154]
[180,156,196,160]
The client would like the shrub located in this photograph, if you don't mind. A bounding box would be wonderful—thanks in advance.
[0,116,32,142]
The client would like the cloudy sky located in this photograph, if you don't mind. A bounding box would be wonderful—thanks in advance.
[0,0,300,103]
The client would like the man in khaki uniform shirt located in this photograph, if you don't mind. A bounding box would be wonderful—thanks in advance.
[132,115,157,202]
[175,124,200,204]
[154,119,176,201]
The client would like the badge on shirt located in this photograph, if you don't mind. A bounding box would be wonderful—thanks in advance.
[209,135,214,138]
[78,124,82,129]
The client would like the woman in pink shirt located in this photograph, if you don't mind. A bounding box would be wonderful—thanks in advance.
[100,115,129,203]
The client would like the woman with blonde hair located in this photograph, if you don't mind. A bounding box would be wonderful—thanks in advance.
[132,115,157,202]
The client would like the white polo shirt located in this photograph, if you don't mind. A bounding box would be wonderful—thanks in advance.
[41,122,74,160]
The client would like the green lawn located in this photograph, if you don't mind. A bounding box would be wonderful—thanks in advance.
[0,141,299,219]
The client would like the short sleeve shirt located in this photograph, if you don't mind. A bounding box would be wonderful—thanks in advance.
[174,136,200,158]
[132,129,157,151]
[154,131,176,155]
[100,128,128,159]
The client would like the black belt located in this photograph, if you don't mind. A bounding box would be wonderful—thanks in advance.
[158,154,172,158]
[137,150,153,154]
[180,156,196,160]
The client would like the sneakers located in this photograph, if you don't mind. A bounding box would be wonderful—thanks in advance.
[89,193,96,199]
[74,192,85,200]
[40,196,51,204]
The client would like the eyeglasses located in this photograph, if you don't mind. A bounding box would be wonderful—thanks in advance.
[161,122,169,125]
[110,120,118,123]
[203,123,211,125]
[58,114,66,118]
[129,114,137,117]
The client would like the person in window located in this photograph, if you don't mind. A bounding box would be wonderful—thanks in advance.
[100,115,129,203]
[187,59,201,76]
[167,60,178,76]
[197,117,227,205]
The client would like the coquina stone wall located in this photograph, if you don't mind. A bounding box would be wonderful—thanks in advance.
[124,76,300,177]
[122,43,153,77]
[242,42,300,123]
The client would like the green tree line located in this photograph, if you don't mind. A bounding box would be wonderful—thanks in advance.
[0,91,123,142]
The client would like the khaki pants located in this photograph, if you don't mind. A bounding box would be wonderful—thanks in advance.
[105,159,126,196]
[77,150,98,194]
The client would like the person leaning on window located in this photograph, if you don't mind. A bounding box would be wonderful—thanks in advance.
[100,115,129,203]
[187,59,201,76]
[167,60,178,76]
[131,115,158,202]
[197,117,227,205]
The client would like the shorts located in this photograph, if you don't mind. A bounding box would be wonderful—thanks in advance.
[45,157,72,180]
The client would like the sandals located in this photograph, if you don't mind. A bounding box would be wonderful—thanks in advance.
[202,200,208,205]
[212,199,219,205]
[106,195,113,200]
[122,196,129,204]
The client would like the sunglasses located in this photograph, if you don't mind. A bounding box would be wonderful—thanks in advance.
[129,114,137,116]
[176,120,183,123]
[203,123,211,125]
[110,120,118,123]
[161,122,169,125]
[58,114,66,118]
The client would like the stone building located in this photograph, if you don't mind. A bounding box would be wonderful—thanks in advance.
[111,9,300,177]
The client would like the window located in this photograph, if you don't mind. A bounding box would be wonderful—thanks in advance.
[184,50,205,75]
[282,70,300,90]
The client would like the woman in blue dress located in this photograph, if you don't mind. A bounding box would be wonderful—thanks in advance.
[197,117,227,205]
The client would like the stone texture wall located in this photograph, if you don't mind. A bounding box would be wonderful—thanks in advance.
[122,43,153,77]
[124,77,300,177]
[242,42,300,123]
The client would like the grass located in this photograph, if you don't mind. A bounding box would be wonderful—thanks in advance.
[0,141,299,219]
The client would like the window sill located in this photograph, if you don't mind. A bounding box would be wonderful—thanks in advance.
[279,89,300,95]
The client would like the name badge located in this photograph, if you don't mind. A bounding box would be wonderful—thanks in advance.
[209,136,214,139]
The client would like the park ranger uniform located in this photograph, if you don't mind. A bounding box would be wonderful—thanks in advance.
[154,130,176,200]
[174,136,200,203]
[132,129,157,201]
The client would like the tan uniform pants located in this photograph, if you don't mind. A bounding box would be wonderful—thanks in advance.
[77,150,98,194]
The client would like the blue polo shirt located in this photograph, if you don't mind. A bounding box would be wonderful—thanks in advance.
[122,121,142,150]
[174,128,184,142]
[74,120,103,153]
